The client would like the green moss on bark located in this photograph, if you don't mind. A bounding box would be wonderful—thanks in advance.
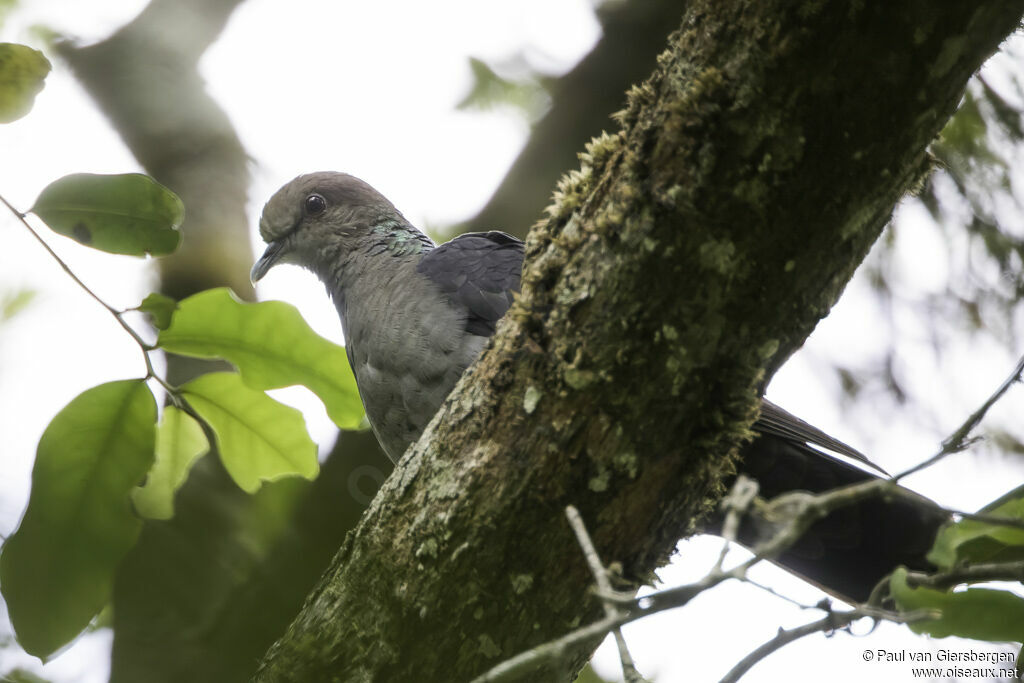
[255,2,1024,682]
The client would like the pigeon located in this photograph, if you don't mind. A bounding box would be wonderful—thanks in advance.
[252,171,945,602]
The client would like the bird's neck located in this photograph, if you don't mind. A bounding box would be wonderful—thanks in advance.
[316,217,434,331]
[368,216,435,257]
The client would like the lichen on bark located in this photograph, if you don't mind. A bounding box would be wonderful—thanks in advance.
[254,2,1024,682]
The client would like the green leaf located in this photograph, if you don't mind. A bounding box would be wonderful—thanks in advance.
[928,485,1024,569]
[181,372,318,493]
[32,173,184,256]
[132,406,209,520]
[456,57,548,121]
[135,292,178,330]
[891,567,1024,642]
[0,43,50,123]
[0,669,52,683]
[0,288,35,323]
[159,288,364,429]
[0,380,156,659]
[0,0,19,30]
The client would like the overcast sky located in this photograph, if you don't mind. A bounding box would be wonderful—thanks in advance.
[2,2,1023,681]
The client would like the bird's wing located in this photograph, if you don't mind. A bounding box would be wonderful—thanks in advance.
[754,399,885,473]
[417,231,524,337]
[422,234,884,473]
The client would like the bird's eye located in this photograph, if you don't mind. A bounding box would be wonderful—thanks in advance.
[305,193,327,215]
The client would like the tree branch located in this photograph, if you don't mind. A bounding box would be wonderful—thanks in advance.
[718,607,936,683]
[905,561,1024,591]
[483,345,1024,683]
[564,505,646,683]
[894,352,1024,480]
[253,2,1024,681]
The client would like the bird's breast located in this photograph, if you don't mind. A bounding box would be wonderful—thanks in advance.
[338,271,485,461]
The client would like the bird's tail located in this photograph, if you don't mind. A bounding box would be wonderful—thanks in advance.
[701,422,947,604]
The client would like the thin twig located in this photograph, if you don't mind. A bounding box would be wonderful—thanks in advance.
[757,476,1024,555]
[894,352,1024,481]
[797,477,1024,533]
[0,191,176,391]
[947,508,1024,532]
[719,611,859,683]
[903,559,1024,591]
[718,607,937,683]
[0,189,161,376]
[469,570,731,683]
[470,557,747,683]
[475,351,1024,683]
[471,548,933,683]
[743,576,828,611]
[472,470,970,683]
[715,475,759,571]
[469,613,626,683]
[565,505,646,683]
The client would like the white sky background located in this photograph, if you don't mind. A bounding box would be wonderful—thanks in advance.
[1,1,1023,681]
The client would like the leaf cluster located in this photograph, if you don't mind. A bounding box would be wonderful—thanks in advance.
[0,48,363,660]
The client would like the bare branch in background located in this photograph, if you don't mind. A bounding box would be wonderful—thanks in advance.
[718,606,936,683]
[565,505,647,683]
[474,348,1024,682]
[895,352,1024,480]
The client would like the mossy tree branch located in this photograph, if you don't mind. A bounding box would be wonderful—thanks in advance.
[255,2,1024,681]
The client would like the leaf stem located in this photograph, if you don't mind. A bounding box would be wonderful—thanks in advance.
[1,191,174,390]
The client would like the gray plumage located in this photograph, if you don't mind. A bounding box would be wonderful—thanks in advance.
[253,172,522,461]
[253,171,945,603]
[252,172,870,467]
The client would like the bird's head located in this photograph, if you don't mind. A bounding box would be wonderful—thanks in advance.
[251,171,414,284]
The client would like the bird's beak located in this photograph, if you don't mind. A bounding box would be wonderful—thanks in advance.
[251,239,287,285]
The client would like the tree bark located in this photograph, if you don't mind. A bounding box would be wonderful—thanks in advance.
[253,1,1024,683]
[254,1,1024,681]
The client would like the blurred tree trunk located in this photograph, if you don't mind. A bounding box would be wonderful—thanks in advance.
[463,0,683,238]
[253,2,1024,682]
[59,0,251,301]
[60,2,392,682]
